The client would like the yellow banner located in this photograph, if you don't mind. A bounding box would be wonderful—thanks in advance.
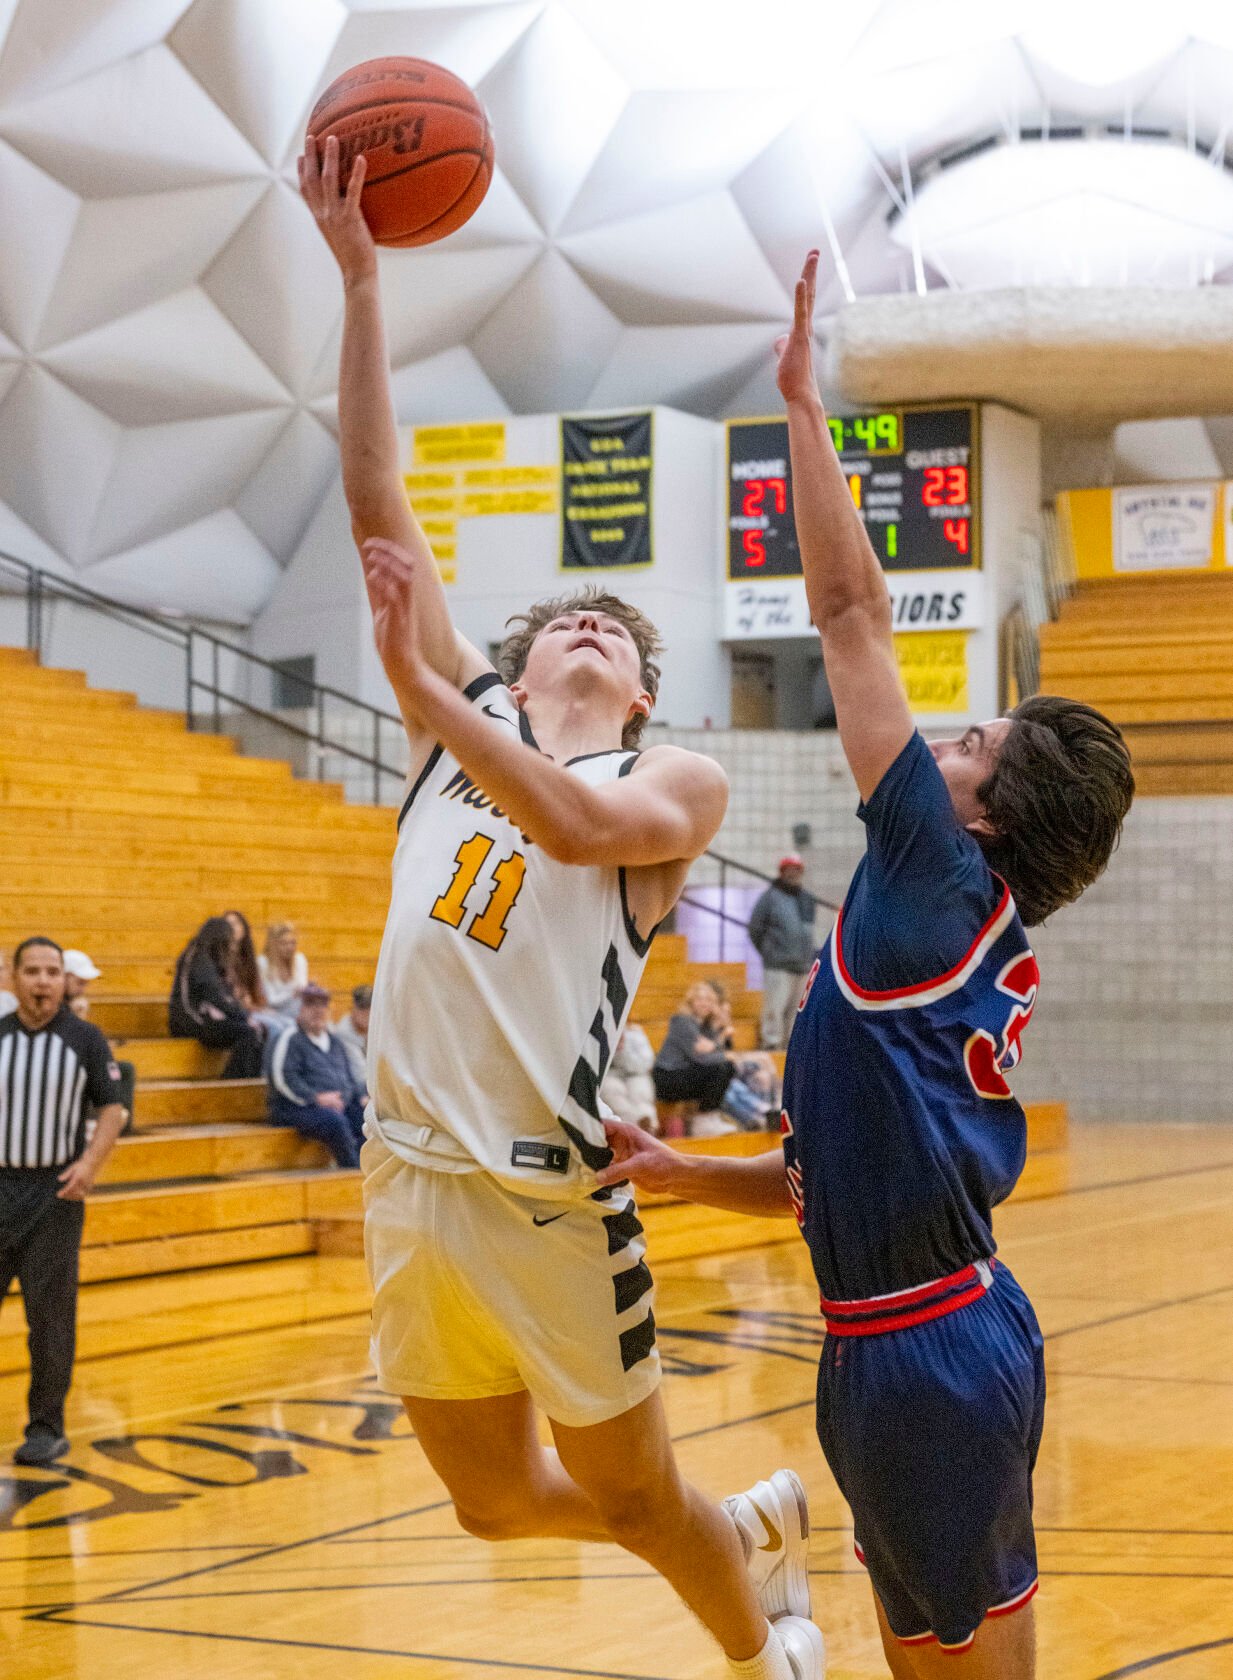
[462,490,558,518]
[463,465,558,488]
[403,470,457,493]
[413,423,506,465]
[894,630,969,713]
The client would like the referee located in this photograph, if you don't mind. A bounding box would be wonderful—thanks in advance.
[1,937,125,1466]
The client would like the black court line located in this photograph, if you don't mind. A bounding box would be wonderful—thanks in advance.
[0,1544,273,1561]
[1045,1281,1233,1342]
[1092,1635,1233,1677]
[28,1614,674,1680]
[1037,1525,1233,1537]
[1051,1367,1233,1389]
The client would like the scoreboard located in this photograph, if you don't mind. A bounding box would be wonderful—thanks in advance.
[726,404,980,580]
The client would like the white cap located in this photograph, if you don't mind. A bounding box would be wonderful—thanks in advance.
[62,949,102,981]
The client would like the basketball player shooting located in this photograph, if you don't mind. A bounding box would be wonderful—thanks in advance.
[600,252,1135,1680]
[299,135,826,1680]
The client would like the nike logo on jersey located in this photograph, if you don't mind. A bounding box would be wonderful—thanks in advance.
[532,1212,568,1226]
[482,704,515,727]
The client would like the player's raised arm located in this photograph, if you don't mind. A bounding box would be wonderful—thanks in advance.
[298,134,486,694]
[777,252,914,801]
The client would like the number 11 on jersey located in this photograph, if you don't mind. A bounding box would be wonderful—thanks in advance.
[430,833,527,951]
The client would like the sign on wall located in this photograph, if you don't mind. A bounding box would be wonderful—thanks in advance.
[561,412,653,571]
[406,422,558,583]
[1112,484,1219,573]
[723,570,987,640]
[894,630,969,713]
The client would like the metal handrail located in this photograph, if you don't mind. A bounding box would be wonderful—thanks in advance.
[1,546,844,944]
[0,548,407,803]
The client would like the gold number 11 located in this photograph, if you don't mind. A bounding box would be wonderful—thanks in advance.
[429,833,527,952]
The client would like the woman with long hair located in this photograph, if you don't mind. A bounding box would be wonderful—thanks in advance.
[169,917,265,1079]
[223,910,266,1010]
[259,921,309,1020]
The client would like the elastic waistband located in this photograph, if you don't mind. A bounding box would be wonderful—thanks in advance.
[821,1258,995,1337]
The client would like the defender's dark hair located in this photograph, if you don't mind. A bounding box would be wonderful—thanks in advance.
[13,936,63,969]
[976,696,1135,927]
[498,586,663,749]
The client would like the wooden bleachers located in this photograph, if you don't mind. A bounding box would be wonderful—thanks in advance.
[1039,573,1233,794]
[0,646,771,1291]
[0,644,1069,1336]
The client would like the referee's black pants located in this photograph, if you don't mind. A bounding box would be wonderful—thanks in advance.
[0,1170,84,1439]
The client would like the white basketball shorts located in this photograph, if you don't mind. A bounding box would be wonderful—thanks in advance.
[362,1134,661,1428]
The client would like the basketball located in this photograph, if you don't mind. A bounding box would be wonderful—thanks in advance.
[306,56,494,248]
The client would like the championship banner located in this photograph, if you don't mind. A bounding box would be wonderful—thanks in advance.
[560,412,652,571]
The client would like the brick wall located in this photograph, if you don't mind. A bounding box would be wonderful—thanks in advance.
[661,727,1232,1125]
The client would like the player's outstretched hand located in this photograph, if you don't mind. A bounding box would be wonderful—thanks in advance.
[298,133,378,286]
[774,249,821,407]
[360,537,425,700]
[595,1120,686,1194]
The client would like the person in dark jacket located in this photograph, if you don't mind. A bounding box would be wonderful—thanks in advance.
[652,982,739,1114]
[748,855,817,1050]
[266,984,366,1167]
[168,918,266,1078]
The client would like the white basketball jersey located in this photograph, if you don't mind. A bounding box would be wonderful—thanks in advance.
[366,672,656,1200]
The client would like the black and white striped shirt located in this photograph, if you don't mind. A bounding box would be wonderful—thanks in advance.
[0,1008,122,1169]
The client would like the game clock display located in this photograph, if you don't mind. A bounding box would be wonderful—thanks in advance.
[726,404,979,579]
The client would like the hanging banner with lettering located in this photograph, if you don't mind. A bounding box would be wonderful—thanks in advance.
[560,412,653,571]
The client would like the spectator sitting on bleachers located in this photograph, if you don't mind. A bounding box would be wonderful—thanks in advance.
[225,909,289,1039]
[62,950,136,1131]
[259,921,309,1021]
[0,951,15,1019]
[332,984,371,1098]
[653,981,772,1136]
[266,984,365,1168]
[168,917,266,1079]
[601,1024,658,1132]
[705,981,781,1125]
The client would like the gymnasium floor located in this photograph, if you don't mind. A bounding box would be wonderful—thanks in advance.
[4,1122,1232,1680]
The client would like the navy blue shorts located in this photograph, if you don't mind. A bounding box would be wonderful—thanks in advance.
[816,1264,1045,1653]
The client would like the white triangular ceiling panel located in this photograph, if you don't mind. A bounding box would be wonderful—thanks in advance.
[561,193,791,326]
[479,5,627,235]
[203,181,347,394]
[0,0,191,103]
[0,366,120,561]
[43,288,291,425]
[560,91,793,236]
[83,511,281,624]
[389,344,510,424]
[469,248,621,411]
[0,140,78,348]
[440,163,546,249]
[0,44,265,197]
[586,323,777,413]
[234,410,339,562]
[0,500,76,577]
[307,241,540,397]
[91,408,290,558]
[171,0,345,167]
[38,178,266,348]
[319,3,541,97]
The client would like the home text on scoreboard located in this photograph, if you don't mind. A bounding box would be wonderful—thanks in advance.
[726,404,980,580]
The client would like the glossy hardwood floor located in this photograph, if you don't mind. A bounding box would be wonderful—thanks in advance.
[4,1122,1232,1680]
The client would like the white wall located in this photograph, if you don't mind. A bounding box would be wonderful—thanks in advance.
[262,405,731,727]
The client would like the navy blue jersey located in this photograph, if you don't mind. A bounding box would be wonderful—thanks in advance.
[782,733,1038,1301]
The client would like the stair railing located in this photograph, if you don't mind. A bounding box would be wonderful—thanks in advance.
[677,849,838,964]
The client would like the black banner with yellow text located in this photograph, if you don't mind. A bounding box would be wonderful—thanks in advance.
[560,412,652,571]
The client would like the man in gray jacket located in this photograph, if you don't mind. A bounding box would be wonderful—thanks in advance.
[748,856,817,1051]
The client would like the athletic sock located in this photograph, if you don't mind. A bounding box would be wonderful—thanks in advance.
[726,1621,794,1680]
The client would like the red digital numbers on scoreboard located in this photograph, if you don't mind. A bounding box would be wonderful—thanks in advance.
[922,466,969,507]
[742,529,766,566]
[943,518,970,556]
[741,477,787,517]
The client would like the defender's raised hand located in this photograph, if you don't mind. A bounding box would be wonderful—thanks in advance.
[775,249,821,407]
[360,537,424,699]
[298,132,378,287]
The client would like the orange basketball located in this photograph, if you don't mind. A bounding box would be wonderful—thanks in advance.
[307,57,494,248]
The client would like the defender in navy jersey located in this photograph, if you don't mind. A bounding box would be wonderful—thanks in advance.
[603,253,1134,1678]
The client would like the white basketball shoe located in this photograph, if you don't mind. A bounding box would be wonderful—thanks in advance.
[777,1615,827,1679]
[723,1468,812,1622]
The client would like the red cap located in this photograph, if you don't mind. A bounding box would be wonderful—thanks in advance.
[778,854,804,872]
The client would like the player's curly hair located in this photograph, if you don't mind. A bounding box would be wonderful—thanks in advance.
[976,695,1135,927]
[498,586,663,748]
